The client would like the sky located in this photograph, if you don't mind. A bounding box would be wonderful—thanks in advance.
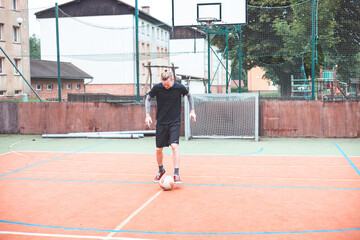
[27,0,173,37]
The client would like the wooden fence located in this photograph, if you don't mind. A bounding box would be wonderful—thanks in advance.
[0,101,359,137]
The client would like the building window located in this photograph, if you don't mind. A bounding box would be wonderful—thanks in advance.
[14,59,20,75]
[0,91,5,96]
[12,0,18,10]
[147,24,150,36]
[66,84,72,89]
[147,43,150,59]
[47,84,53,90]
[36,84,42,90]
[13,26,19,43]
[14,90,21,96]
[0,24,3,40]
[0,58,3,74]
[141,42,145,56]
[76,84,81,89]
[0,0,3,7]
[141,22,144,34]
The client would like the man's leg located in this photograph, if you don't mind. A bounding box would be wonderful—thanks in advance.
[154,123,167,183]
[153,147,166,182]
[170,143,180,168]
[156,147,164,166]
[171,143,182,184]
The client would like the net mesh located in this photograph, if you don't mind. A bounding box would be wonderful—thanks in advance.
[185,93,258,140]
[29,0,359,102]
[211,0,359,101]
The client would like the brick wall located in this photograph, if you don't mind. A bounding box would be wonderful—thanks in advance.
[31,78,84,101]
[86,84,149,96]
[1,101,359,137]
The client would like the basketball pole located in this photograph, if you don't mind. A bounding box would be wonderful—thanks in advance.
[238,25,242,93]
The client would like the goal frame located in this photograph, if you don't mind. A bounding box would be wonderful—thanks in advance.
[184,93,259,141]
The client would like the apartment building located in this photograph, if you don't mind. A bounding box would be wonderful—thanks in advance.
[0,0,30,100]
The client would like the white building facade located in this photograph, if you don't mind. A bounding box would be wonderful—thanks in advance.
[36,0,170,96]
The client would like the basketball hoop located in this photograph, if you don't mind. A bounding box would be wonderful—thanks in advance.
[197,17,217,28]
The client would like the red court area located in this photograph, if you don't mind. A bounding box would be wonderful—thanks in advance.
[0,151,360,240]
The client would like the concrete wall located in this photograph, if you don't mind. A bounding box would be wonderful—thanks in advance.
[0,101,359,137]
[260,101,360,137]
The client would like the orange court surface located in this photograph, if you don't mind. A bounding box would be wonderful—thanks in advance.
[0,135,360,240]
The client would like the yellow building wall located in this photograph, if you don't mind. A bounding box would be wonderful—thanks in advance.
[247,66,278,91]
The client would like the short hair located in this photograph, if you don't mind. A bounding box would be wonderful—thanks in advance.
[161,70,172,81]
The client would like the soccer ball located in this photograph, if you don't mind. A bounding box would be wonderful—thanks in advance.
[159,175,175,190]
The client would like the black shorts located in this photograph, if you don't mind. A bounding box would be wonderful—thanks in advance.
[156,122,181,148]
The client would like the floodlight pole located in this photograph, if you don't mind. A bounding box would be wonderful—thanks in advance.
[0,46,43,102]
[17,18,28,102]
[55,3,62,102]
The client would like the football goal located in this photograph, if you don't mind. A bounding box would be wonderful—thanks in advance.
[184,93,259,141]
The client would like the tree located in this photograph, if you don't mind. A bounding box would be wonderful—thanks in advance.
[29,34,41,59]
[213,0,303,97]
[330,0,360,82]
[211,0,359,97]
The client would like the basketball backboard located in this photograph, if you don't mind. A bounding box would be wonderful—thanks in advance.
[172,0,247,27]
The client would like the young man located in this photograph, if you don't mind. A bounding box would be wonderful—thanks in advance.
[145,70,196,184]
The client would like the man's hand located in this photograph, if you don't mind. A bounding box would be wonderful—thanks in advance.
[145,114,153,128]
[189,110,196,122]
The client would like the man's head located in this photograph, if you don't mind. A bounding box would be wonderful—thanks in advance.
[161,70,174,89]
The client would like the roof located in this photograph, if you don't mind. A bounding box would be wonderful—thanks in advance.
[30,59,93,79]
[35,0,171,32]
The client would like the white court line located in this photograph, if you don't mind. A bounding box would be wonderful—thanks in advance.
[103,190,163,240]
[33,159,360,168]
[1,171,360,182]
[0,152,12,156]
[16,150,360,157]
[0,231,154,239]
[9,140,29,158]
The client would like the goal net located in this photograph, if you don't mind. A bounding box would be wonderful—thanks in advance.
[184,93,259,141]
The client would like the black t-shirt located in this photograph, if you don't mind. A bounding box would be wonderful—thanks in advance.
[149,82,188,124]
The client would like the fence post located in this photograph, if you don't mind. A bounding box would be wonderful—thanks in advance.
[55,3,62,102]
[311,0,316,100]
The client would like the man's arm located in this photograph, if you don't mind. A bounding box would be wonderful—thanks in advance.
[186,93,196,122]
[145,95,153,127]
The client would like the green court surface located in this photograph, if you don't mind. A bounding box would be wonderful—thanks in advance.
[1,134,359,157]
